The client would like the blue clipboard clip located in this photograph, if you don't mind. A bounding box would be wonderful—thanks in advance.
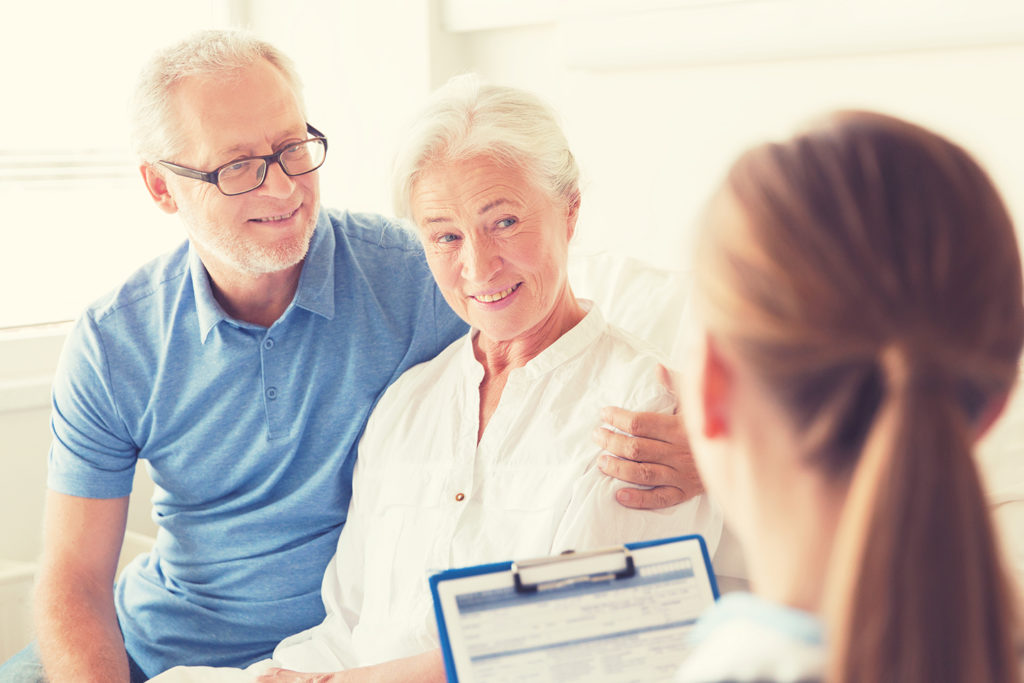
[512,546,636,594]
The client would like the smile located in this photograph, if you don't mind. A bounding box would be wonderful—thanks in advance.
[250,208,299,223]
[472,283,521,303]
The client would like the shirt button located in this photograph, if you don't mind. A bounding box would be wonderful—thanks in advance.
[455,492,465,502]
[266,387,278,400]
[263,338,275,350]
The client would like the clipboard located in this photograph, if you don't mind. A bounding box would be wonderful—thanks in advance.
[430,534,718,683]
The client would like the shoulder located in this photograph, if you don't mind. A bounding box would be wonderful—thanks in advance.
[86,241,191,327]
[61,242,191,367]
[369,334,466,414]
[322,208,439,299]
[677,594,825,683]
[324,208,424,256]
[571,312,673,414]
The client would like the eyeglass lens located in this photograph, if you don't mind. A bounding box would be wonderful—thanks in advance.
[218,138,326,195]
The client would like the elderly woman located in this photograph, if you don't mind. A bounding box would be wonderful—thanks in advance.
[156,76,720,682]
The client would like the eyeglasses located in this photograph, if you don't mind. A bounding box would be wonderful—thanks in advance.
[158,123,328,196]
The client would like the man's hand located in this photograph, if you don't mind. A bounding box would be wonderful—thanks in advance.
[594,365,704,509]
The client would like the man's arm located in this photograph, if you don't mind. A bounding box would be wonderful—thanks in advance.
[35,490,131,682]
[594,365,704,509]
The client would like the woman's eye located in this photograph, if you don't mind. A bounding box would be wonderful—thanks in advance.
[495,217,517,229]
[437,233,459,244]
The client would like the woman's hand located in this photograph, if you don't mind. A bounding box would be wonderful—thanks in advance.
[594,364,704,509]
[255,650,445,683]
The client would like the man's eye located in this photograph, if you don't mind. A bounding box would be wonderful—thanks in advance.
[220,159,256,179]
[438,233,459,244]
[496,217,517,229]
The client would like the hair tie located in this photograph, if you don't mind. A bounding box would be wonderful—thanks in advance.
[879,343,911,392]
[879,341,948,393]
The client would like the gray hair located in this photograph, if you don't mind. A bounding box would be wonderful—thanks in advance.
[392,74,580,219]
[129,29,306,163]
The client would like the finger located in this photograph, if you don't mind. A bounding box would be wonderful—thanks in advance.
[615,484,702,509]
[599,453,704,492]
[593,426,680,464]
[599,406,684,445]
[599,453,673,487]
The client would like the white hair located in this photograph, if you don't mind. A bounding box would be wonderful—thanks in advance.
[391,74,580,219]
[129,29,306,163]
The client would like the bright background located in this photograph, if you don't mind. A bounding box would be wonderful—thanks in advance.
[3,0,1024,330]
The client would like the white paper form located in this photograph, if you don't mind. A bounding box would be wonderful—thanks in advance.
[432,536,717,683]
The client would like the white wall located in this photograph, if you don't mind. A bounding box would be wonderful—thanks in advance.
[437,3,1024,271]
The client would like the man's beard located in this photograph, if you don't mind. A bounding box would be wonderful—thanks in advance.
[186,210,318,276]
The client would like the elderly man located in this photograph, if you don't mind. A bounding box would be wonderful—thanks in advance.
[1,30,696,682]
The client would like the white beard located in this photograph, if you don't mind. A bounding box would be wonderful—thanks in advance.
[182,210,318,276]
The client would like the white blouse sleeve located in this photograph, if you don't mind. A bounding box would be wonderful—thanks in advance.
[548,379,723,558]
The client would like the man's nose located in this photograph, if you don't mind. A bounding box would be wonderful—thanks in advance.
[257,161,298,198]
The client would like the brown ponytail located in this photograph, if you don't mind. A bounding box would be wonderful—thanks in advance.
[694,110,1024,682]
[826,344,1020,682]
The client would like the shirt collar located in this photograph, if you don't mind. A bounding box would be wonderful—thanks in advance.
[291,210,336,320]
[190,209,336,344]
[189,245,229,344]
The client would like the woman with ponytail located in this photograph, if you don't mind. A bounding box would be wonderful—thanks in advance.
[675,111,1024,682]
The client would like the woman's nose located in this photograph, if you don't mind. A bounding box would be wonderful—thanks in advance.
[462,238,501,282]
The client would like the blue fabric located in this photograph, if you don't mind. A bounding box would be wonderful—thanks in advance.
[689,592,824,647]
[46,208,467,677]
[0,640,149,682]
[676,592,825,682]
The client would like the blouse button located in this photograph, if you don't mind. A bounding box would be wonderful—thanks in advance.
[455,492,465,502]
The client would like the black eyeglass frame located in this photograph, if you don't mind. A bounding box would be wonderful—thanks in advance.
[157,123,328,196]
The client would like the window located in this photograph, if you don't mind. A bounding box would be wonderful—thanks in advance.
[0,1,237,329]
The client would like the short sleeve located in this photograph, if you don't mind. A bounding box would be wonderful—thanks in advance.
[48,311,138,498]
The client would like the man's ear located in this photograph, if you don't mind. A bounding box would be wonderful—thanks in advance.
[140,163,179,214]
[701,335,733,439]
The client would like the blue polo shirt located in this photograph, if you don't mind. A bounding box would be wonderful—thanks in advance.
[47,208,468,676]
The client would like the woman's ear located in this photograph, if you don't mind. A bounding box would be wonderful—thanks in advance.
[140,163,179,214]
[701,336,733,439]
[566,194,580,241]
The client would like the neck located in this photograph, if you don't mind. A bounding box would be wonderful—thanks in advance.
[205,260,304,327]
[474,289,585,375]
[473,289,585,442]
[741,469,845,613]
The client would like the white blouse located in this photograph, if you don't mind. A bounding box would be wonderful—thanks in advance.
[154,302,721,680]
